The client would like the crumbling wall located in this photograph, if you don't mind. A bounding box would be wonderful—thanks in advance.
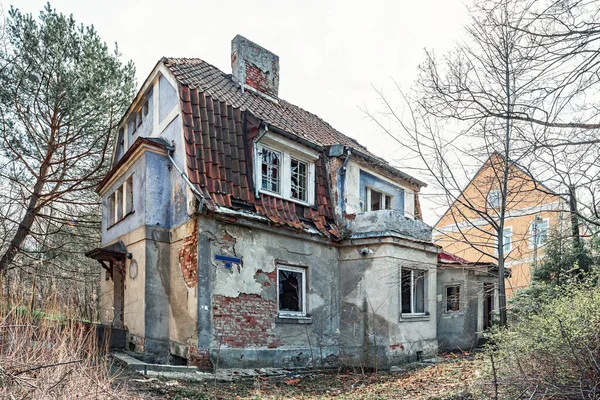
[339,238,439,367]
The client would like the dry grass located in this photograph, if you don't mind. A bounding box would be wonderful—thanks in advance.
[0,301,133,399]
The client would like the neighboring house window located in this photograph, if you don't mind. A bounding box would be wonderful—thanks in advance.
[487,190,501,209]
[277,265,307,317]
[495,227,512,254]
[401,268,426,315]
[109,175,134,226]
[530,217,549,247]
[257,143,316,205]
[446,285,460,312]
[366,187,393,211]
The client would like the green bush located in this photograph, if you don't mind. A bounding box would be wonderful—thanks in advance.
[484,275,600,398]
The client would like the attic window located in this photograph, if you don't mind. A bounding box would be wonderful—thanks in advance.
[143,99,149,117]
[137,109,143,127]
[487,190,501,209]
[257,141,316,206]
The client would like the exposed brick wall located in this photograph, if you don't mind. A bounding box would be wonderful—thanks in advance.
[188,346,213,370]
[213,292,279,349]
[245,62,276,97]
[178,220,198,288]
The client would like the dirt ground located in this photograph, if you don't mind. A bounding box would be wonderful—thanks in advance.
[120,353,486,399]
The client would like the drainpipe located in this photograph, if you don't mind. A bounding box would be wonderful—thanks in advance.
[339,147,352,216]
[253,122,269,199]
[166,143,205,213]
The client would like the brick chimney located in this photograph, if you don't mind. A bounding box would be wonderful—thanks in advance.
[231,35,280,98]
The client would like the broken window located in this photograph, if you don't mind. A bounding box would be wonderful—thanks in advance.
[446,285,460,312]
[401,268,425,315]
[261,148,281,193]
[278,265,306,317]
[367,188,393,211]
[290,158,308,202]
[257,142,316,205]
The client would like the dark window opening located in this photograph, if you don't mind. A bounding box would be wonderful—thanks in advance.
[401,268,425,314]
[278,267,305,316]
[446,285,460,312]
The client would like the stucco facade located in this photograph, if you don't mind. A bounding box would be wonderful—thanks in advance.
[434,154,565,298]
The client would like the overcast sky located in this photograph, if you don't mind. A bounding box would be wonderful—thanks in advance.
[5,0,470,223]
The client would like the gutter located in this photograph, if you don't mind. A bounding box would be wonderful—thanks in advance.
[166,142,205,213]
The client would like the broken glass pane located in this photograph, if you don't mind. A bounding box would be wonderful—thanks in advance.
[261,148,280,193]
[279,269,302,313]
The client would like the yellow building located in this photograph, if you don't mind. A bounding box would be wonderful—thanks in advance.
[433,154,566,298]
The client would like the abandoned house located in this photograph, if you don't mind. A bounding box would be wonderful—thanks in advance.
[87,35,498,369]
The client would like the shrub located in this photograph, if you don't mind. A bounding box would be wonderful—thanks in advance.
[484,275,600,398]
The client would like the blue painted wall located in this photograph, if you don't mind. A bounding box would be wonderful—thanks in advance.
[127,88,154,150]
[159,75,177,123]
[359,170,404,214]
[145,151,171,228]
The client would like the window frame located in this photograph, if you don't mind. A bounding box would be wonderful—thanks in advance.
[495,226,512,255]
[487,189,501,209]
[529,217,550,248]
[256,142,316,206]
[277,264,308,318]
[400,267,427,317]
[107,174,135,228]
[365,186,394,211]
[445,284,461,313]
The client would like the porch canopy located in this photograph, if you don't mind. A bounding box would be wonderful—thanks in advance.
[85,241,128,279]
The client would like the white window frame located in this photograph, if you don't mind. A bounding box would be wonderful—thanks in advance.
[108,175,134,227]
[445,284,461,313]
[256,137,317,206]
[400,268,427,316]
[365,187,394,211]
[277,265,307,318]
[487,190,501,209]
[495,226,512,255]
[529,217,549,248]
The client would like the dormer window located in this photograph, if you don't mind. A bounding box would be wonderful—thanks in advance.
[366,188,393,211]
[256,134,317,206]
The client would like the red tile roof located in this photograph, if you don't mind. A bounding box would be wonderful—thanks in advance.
[164,57,374,155]
[178,83,339,238]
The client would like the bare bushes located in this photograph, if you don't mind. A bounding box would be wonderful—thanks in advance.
[0,302,130,398]
[484,277,600,399]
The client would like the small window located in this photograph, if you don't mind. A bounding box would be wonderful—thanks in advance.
[367,188,393,211]
[290,158,308,202]
[137,109,143,127]
[446,285,460,312]
[261,148,281,194]
[401,268,426,315]
[278,265,307,317]
[495,227,512,254]
[530,217,549,246]
[108,176,134,227]
[125,176,134,215]
[487,190,501,209]
[143,99,149,117]
[129,116,137,134]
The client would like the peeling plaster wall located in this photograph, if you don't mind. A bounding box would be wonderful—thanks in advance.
[436,269,495,350]
[192,216,341,368]
[339,239,438,366]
